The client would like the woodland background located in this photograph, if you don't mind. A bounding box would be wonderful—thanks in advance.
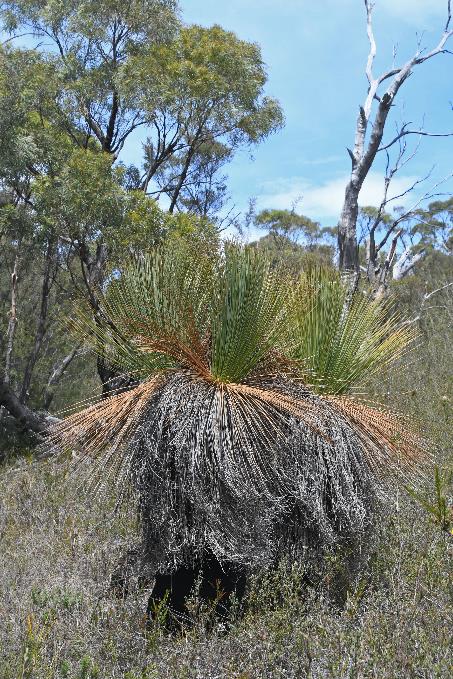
[0,1,452,677]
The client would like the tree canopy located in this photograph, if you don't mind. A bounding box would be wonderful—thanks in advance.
[0,0,283,423]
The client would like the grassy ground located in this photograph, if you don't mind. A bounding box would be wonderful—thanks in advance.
[0,453,451,679]
[1,283,452,678]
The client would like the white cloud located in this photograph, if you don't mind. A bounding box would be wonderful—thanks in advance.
[256,172,421,222]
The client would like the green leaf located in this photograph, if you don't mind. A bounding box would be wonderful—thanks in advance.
[210,245,287,383]
[289,267,417,395]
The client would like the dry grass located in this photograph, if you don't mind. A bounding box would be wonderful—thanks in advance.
[1,272,451,679]
[0,451,451,679]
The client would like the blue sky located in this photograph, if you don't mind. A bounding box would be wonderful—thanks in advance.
[176,0,452,228]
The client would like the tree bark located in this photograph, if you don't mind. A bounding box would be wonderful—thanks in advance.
[168,130,203,213]
[103,90,119,153]
[97,355,138,397]
[339,182,360,271]
[77,242,136,396]
[393,248,426,280]
[375,229,402,298]
[43,344,83,410]
[4,251,20,386]
[20,238,57,403]
[0,377,51,433]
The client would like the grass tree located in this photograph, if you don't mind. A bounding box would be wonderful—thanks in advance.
[48,243,425,616]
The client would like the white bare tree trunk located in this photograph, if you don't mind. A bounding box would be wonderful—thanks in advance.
[393,248,426,281]
[338,0,452,272]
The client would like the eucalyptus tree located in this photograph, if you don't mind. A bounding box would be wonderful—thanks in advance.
[252,208,335,273]
[0,1,282,428]
[255,208,334,248]
[133,24,284,212]
[1,0,180,155]
[0,2,282,211]
[356,199,453,293]
[407,198,453,256]
[151,139,232,219]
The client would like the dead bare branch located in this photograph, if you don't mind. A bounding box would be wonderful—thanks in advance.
[338,0,453,271]
[379,128,453,153]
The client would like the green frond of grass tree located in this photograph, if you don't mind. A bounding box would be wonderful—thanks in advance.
[47,243,426,580]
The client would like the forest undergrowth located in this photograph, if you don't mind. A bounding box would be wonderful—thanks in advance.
[0,281,452,679]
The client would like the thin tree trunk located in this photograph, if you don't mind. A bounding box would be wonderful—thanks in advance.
[168,145,197,214]
[339,182,360,271]
[43,344,82,410]
[393,248,426,280]
[103,90,119,153]
[365,235,377,286]
[4,251,20,386]
[338,0,452,272]
[20,238,57,403]
[375,229,402,298]
[168,127,204,213]
[0,377,50,433]
[77,242,129,395]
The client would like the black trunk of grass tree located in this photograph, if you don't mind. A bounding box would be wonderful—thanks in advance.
[46,243,426,623]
